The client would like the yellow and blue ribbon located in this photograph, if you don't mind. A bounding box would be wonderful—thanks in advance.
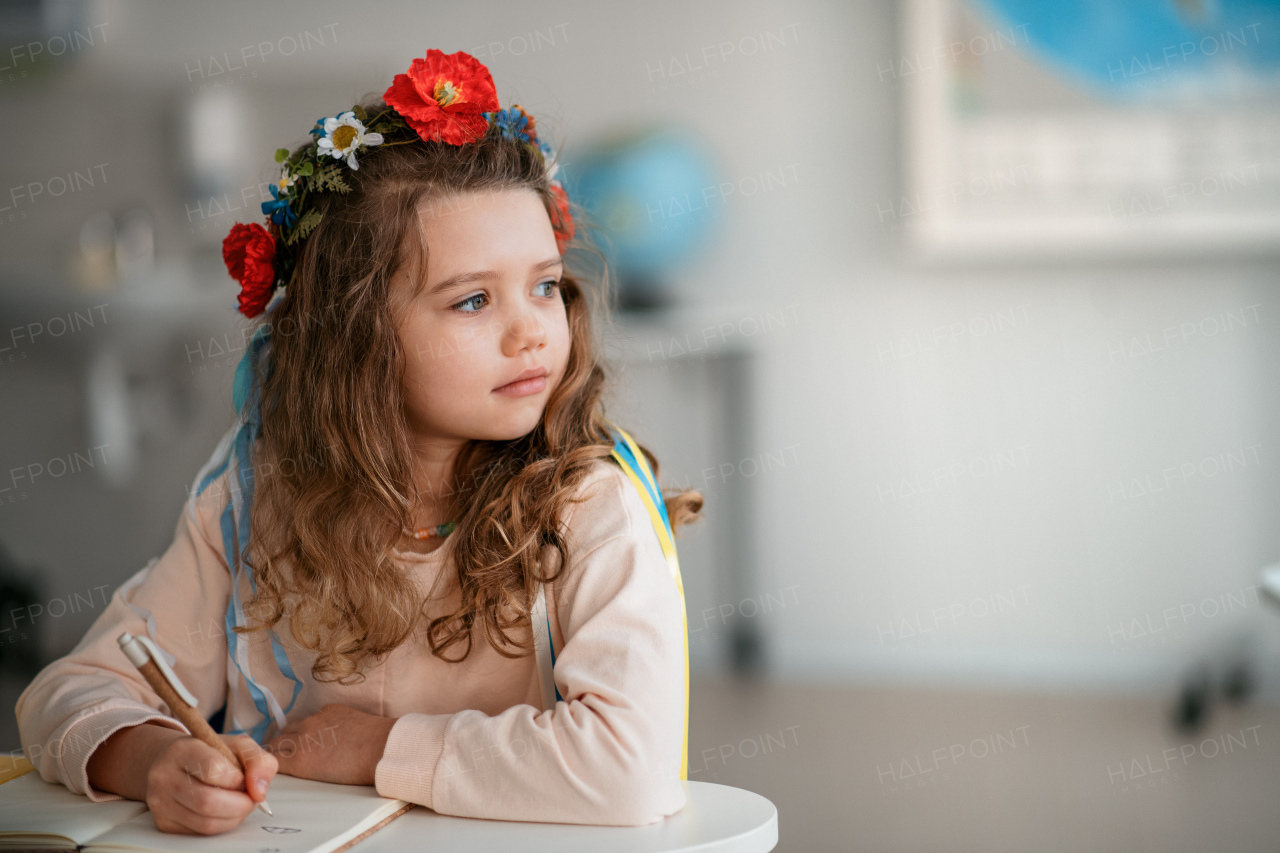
[605,425,690,781]
[539,425,690,780]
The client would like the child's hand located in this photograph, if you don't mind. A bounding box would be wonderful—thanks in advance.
[266,703,397,786]
[144,733,278,835]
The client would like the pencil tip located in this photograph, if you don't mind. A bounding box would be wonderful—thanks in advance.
[259,800,274,816]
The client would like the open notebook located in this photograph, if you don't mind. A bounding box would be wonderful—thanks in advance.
[0,768,413,853]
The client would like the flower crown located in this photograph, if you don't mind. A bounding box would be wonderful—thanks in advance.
[221,49,575,319]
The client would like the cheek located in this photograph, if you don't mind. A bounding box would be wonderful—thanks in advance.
[400,318,467,379]
[399,322,446,401]
[551,313,572,364]
[403,339,486,405]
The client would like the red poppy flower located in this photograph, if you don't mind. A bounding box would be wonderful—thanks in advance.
[222,222,278,318]
[383,50,499,145]
[549,183,574,254]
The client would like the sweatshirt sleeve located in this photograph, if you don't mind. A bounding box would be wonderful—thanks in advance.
[373,462,688,826]
[13,471,235,801]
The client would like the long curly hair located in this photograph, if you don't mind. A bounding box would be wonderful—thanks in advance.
[234,95,703,685]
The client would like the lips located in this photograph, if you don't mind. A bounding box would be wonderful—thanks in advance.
[494,366,548,392]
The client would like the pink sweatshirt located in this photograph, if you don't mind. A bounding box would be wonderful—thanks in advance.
[13,458,688,826]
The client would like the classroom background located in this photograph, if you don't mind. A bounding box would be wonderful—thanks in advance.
[2,1,1279,850]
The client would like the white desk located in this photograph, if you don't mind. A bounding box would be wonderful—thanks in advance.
[352,781,777,853]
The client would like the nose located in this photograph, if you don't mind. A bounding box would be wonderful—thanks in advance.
[500,304,547,356]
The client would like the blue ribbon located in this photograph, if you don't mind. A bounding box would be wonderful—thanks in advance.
[192,310,303,742]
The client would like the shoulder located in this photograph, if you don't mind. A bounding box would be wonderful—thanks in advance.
[551,456,681,638]
[560,456,648,557]
[183,461,236,563]
[105,459,238,620]
[554,456,669,594]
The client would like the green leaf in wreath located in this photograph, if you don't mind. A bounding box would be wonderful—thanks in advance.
[296,160,315,176]
[286,209,323,246]
[275,148,289,163]
[352,104,367,123]
[310,163,351,193]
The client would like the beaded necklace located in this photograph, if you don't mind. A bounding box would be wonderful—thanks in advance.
[401,522,457,541]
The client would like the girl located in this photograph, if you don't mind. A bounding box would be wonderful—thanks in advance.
[14,48,701,834]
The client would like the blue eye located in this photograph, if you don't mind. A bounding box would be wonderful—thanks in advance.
[451,293,486,313]
[450,280,559,314]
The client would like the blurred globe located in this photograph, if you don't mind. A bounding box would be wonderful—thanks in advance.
[975,0,1280,98]
[565,126,721,311]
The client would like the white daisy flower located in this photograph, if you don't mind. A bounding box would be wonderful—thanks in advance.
[317,110,383,170]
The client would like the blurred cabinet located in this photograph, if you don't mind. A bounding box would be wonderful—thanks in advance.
[606,303,767,676]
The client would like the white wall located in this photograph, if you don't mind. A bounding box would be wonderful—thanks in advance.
[2,0,1278,698]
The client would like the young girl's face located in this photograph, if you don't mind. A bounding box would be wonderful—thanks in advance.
[391,188,571,452]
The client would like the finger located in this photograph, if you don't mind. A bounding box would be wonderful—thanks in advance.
[160,790,254,836]
[175,741,243,791]
[168,777,256,823]
[264,739,296,776]
[228,736,278,801]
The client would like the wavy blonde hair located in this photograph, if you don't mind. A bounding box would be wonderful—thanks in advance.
[235,96,703,684]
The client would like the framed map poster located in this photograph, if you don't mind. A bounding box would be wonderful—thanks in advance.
[900,0,1280,262]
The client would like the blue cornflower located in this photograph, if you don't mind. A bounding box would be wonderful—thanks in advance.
[261,183,297,228]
